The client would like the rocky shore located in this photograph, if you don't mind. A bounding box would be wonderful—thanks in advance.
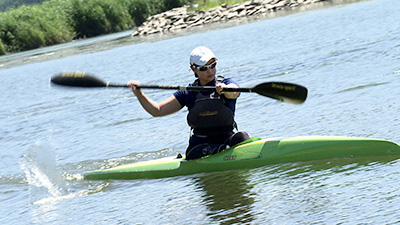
[131,0,349,37]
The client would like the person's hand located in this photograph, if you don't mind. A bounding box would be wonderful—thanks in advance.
[127,80,142,96]
[217,83,240,99]
[216,83,227,95]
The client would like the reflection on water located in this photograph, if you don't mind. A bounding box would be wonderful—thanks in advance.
[194,171,256,224]
[193,155,400,224]
[244,156,400,224]
[251,155,400,181]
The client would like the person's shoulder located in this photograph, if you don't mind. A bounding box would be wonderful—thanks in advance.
[173,81,196,106]
[173,89,188,97]
[173,89,188,107]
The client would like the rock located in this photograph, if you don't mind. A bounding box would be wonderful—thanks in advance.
[131,0,345,37]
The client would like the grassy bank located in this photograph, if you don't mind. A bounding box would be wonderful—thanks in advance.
[191,0,248,11]
[0,0,187,55]
[0,0,250,56]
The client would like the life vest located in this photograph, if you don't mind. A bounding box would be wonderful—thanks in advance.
[187,76,236,138]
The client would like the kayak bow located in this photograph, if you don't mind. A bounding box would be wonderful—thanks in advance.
[84,136,400,180]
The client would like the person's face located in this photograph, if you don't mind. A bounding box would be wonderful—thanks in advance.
[192,59,217,85]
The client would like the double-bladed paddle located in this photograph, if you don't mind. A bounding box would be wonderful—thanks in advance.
[51,71,308,104]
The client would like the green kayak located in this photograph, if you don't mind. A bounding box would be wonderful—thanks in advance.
[84,136,400,180]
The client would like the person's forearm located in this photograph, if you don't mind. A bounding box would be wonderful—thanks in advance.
[134,90,163,117]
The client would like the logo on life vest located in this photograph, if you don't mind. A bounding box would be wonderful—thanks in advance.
[199,111,218,116]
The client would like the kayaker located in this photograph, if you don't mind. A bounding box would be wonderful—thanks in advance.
[128,46,250,159]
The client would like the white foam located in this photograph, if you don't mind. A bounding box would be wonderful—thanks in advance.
[21,141,68,203]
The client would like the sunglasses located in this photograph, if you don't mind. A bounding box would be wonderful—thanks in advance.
[198,61,217,71]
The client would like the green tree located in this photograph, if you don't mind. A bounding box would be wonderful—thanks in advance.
[0,38,6,55]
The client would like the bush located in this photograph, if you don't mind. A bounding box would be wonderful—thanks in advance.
[98,0,134,31]
[0,4,75,52]
[163,0,188,9]
[0,0,189,54]
[0,39,6,55]
[40,0,75,44]
[70,0,135,38]
[126,0,151,26]
[14,22,46,50]
[126,0,188,26]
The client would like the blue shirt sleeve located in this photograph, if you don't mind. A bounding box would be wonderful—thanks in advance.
[173,90,188,107]
[222,78,239,87]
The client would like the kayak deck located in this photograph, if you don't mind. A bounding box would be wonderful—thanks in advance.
[84,136,400,180]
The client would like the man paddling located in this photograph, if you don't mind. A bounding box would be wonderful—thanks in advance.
[128,46,250,159]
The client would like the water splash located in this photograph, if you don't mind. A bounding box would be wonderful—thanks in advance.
[20,141,112,207]
[20,141,68,204]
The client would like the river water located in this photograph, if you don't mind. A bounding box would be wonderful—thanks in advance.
[1,0,400,224]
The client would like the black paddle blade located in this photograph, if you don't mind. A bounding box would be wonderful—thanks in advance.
[51,72,108,87]
[253,82,308,104]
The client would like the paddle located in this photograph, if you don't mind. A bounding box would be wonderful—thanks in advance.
[51,71,308,104]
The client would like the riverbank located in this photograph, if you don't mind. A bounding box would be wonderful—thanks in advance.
[0,0,361,69]
[131,0,360,37]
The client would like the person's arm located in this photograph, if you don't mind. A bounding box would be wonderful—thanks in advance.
[216,83,240,99]
[128,81,183,117]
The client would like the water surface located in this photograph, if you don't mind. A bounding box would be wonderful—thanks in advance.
[1,0,400,224]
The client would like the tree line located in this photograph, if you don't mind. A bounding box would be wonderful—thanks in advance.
[0,0,188,55]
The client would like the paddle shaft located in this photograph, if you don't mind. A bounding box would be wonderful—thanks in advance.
[51,72,307,103]
[105,83,249,92]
